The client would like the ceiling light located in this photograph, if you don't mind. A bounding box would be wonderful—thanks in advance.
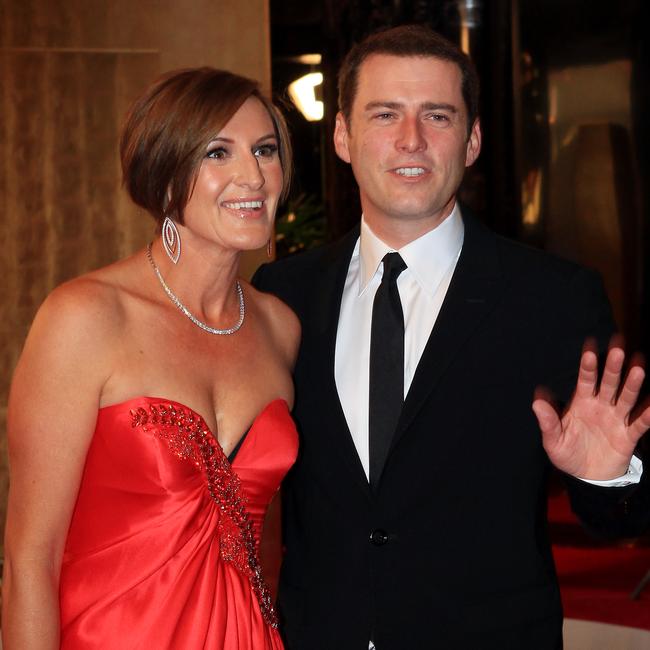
[288,72,324,121]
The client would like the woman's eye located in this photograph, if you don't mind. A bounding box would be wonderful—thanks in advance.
[255,143,278,158]
[206,147,228,160]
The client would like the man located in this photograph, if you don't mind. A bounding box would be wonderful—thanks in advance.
[254,25,650,649]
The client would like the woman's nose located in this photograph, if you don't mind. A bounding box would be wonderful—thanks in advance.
[234,153,264,190]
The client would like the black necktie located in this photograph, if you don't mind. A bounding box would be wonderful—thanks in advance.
[369,252,407,487]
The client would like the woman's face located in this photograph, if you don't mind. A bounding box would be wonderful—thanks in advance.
[181,96,284,254]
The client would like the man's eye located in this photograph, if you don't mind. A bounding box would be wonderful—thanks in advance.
[430,113,450,122]
[206,147,228,160]
[255,143,279,158]
[374,112,395,121]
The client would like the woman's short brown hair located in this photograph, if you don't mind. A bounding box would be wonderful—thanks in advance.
[120,67,292,225]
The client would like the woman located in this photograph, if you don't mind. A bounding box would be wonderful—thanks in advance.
[2,68,299,649]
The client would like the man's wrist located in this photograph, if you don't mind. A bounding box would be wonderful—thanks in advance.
[577,455,643,487]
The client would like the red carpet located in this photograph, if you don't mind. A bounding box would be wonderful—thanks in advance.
[549,489,650,630]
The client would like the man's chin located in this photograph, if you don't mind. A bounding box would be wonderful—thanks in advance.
[385,202,451,224]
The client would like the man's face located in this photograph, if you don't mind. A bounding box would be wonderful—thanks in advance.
[334,54,481,239]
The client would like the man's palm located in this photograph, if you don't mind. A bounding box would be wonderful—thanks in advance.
[533,346,650,480]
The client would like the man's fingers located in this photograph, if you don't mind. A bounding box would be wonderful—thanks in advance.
[615,364,645,415]
[532,399,562,446]
[575,350,598,399]
[598,347,625,403]
[629,404,650,442]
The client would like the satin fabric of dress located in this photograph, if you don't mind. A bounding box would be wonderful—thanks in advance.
[59,396,297,649]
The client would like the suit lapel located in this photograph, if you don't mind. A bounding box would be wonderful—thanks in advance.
[390,213,505,452]
[306,227,373,498]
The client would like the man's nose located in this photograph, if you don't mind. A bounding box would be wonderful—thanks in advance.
[234,153,265,190]
[396,117,426,153]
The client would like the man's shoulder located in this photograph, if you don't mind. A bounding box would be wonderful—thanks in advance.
[463,212,606,307]
[253,245,326,296]
[264,242,331,274]
[489,232,610,325]
[468,214,596,285]
[495,233,585,277]
[253,228,358,290]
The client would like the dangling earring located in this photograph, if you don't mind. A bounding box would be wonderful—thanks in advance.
[162,216,181,264]
[266,236,273,259]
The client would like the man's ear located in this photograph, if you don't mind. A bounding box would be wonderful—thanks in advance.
[465,118,482,168]
[333,112,351,163]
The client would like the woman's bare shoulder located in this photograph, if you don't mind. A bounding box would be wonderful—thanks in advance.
[39,271,125,337]
[38,253,150,332]
[20,257,149,385]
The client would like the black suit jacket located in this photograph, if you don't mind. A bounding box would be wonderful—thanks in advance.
[254,213,647,650]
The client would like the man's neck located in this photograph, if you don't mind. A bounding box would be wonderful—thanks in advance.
[363,203,457,249]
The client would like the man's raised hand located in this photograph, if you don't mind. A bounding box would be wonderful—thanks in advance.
[532,342,650,480]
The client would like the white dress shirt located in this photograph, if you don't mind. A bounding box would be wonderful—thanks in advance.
[335,205,464,479]
[334,204,641,486]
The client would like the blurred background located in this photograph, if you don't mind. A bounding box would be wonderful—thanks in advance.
[1,0,648,641]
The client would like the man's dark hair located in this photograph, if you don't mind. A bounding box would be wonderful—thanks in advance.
[338,24,480,137]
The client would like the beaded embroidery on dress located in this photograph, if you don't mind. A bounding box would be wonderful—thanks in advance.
[59,396,298,650]
[130,401,278,627]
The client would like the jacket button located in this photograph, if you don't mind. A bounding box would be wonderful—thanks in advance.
[369,529,389,546]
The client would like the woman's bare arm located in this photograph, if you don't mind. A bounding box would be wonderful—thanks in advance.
[2,279,116,649]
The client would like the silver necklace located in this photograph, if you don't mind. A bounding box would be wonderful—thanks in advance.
[146,242,245,335]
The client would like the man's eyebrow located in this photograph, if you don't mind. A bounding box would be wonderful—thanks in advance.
[363,101,458,113]
[421,102,458,113]
[363,101,404,111]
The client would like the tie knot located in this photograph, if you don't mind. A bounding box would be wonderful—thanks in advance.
[381,252,407,284]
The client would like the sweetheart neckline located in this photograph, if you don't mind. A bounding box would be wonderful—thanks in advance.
[99,396,288,465]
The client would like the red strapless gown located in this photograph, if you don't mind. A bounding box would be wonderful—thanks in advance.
[59,397,297,649]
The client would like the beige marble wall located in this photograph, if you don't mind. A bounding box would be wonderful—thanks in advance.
[0,0,272,551]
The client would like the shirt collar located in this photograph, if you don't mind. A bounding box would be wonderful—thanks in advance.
[358,203,465,297]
